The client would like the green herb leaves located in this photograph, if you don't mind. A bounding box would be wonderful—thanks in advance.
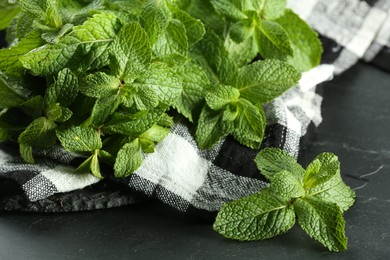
[0,1,322,179]
[214,148,355,252]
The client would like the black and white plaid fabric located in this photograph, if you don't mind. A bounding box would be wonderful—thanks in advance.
[1,0,389,213]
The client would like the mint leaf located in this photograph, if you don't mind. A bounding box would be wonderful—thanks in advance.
[172,62,209,122]
[139,124,170,143]
[304,153,356,212]
[103,107,166,136]
[257,19,293,61]
[20,95,44,119]
[75,151,103,179]
[111,22,152,82]
[294,197,348,252]
[140,0,171,45]
[0,29,44,76]
[275,9,322,72]
[18,117,57,148]
[210,0,248,21]
[121,83,159,110]
[171,6,205,46]
[205,85,240,111]
[135,63,182,106]
[270,170,305,202]
[308,173,356,212]
[79,72,120,98]
[232,98,266,149]
[56,126,102,152]
[213,188,295,241]
[255,147,305,182]
[304,153,340,190]
[21,13,121,75]
[0,1,20,30]
[251,0,287,20]
[88,95,121,128]
[46,68,78,106]
[154,18,188,57]
[19,143,34,164]
[114,138,143,178]
[90,150,103,178]
[72,12,122,70]
[235,59,300,104]
[20,36,80,75]
[192,29,237,85]
[0,72,28,109]
[195,105,233,149]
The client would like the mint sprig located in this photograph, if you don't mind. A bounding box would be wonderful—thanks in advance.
[213,148,356,252]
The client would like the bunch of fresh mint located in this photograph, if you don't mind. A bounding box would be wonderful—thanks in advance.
[0,0,322,178]
[0,0,356,252]
[214,148,356,252]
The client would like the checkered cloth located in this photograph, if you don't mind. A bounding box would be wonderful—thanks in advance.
[0,0,389,213]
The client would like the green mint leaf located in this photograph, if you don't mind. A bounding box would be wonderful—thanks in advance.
[231,98,266,149]
[257,19,293,61]
[110,22,152,82]
[56,126,102,152]
[72,12,121,70]
[103,107,166,136]
[307,173,356,212]
[0,1,20,30]
[19,143,34,164]
[229,19,253,44]
[157,113,174,127]
[20,95,44,119]
[139,138,155,153]
[185,0,225,36]
[75,152,103,179]
[21,13,120,75]
[18,117,57,148]
[114,138,143,178]
[79,72,120,98]
[140,0,171,45]
[19,0,48,20]
[275,9,322,72]
[270,170,305,202]
[139,124,170,143]
[251,0,287,20]
[46,103,63,121]
[304,153,340,190]
[205,84,240,111]
[90,150,103,179]
[304,153,356,212]
[192,29,237,84]
[121,83,159,111]
[0,29,44,76]
[135,63,182,106]
[87,95,121,128]
[195,105,233,149]
[294,197,348,252]
[235,59,300,104]
[225,30,259,67]
[153,18,189,57]
[255,147,305,182]
[172,62,209,122]
[210,0,248,21]
[20,35,80,75]
[213,188,295,241]
[46,68,78,106]
[0,72,29,109]
[171,6,205,46]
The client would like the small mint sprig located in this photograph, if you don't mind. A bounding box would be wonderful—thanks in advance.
[213,148,356,252]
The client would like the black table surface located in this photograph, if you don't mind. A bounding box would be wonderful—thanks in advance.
[1,62,389,259]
